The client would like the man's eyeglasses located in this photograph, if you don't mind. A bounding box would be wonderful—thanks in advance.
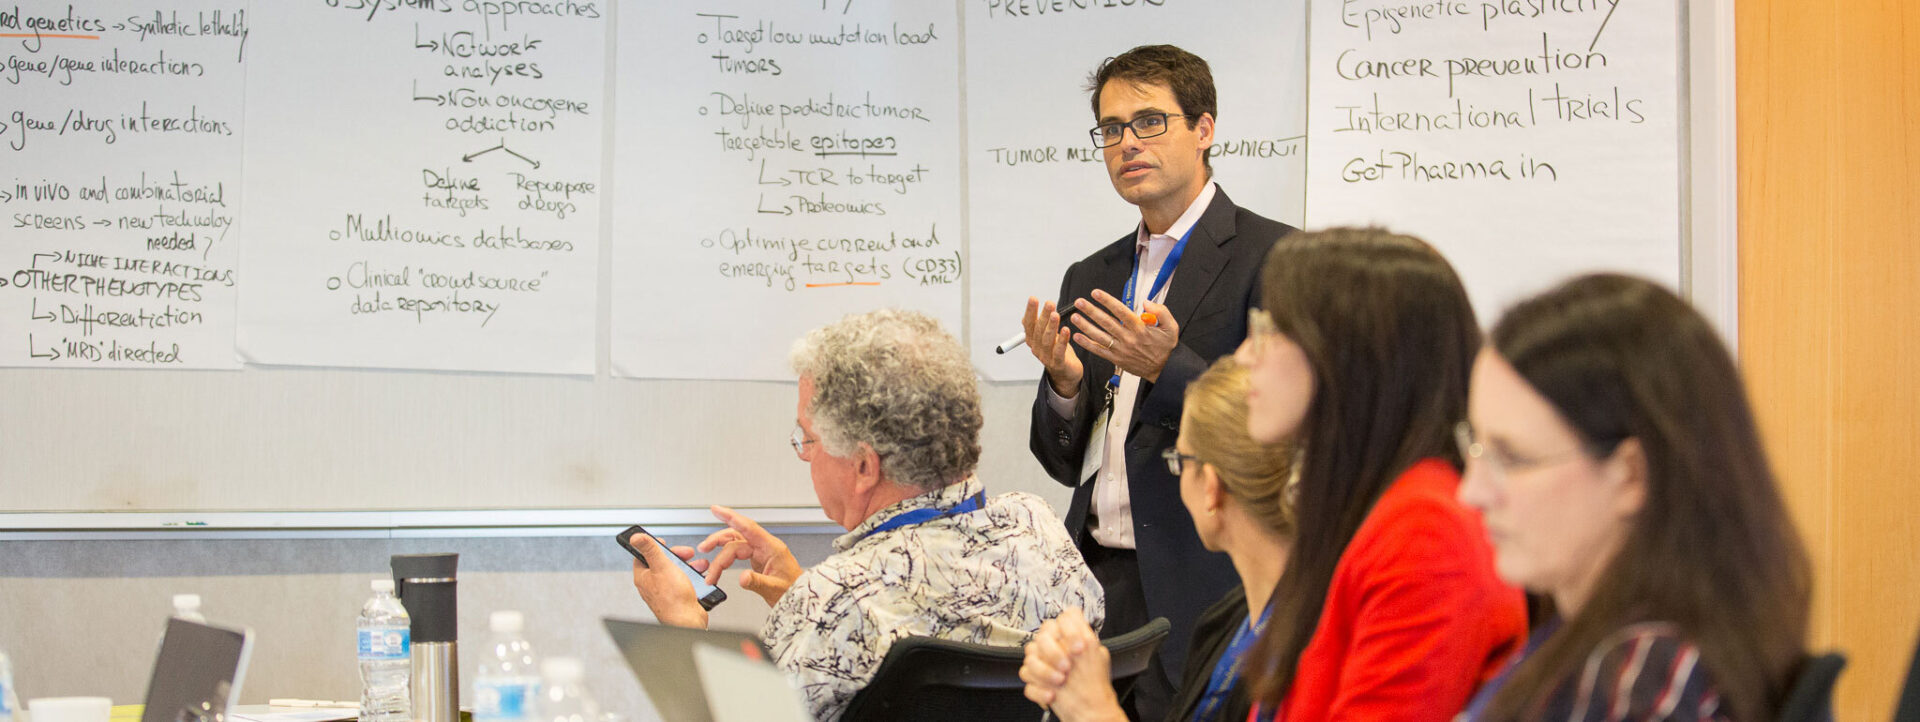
[1089,113,1188,148]
[789,424,818,459]
[1160,447,1204,476]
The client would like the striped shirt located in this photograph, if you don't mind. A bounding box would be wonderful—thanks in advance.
[1458,622,1727,722]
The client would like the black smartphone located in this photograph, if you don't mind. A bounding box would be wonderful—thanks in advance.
[617,524,728,611]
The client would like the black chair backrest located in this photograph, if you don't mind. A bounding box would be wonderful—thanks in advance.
[1777,652,1846,722]
[1102,616,1174,686]
[840,617,1172,722]
[1896,627,1920,722]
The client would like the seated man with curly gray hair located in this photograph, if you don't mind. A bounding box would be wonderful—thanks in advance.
[629,308,1105,720]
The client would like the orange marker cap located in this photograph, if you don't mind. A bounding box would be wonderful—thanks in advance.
[1140,312,1158,326]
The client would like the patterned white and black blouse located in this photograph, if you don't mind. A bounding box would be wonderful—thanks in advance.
[760,476,1105,720]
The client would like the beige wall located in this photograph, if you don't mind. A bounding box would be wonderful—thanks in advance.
[1737,0,1920,717]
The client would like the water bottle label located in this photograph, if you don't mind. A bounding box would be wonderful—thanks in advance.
[474,680,536,720]
[358,627,410,660]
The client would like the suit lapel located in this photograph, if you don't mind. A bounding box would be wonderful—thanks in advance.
[1162,189,1238,326]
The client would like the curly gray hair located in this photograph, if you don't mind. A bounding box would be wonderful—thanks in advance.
[790,309,983,492]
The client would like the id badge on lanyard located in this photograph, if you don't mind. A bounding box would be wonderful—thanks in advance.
[1080,225,1193,485]
[1103,225,1193,408]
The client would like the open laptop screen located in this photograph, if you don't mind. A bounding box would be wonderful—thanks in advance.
[603,618,781,722]
[141,618,252,722]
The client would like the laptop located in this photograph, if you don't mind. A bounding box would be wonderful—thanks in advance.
[691,642,810,722]
[141,618,253,722]
[602,618,805,722]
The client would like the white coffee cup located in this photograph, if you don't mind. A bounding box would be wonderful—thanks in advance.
[27,697,112,722]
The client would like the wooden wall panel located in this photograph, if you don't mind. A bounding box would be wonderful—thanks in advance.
[1736,0,1839,653]
[1829,0,1920,711]
[1738,0,1920,717]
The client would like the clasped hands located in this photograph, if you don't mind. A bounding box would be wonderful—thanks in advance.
[1020,607,1128,722]
[628,505,806,628]
[1023,290,1180,398]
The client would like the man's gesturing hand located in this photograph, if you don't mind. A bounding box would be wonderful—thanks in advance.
[1024,296,1086,398]
[1071,292,1179,382]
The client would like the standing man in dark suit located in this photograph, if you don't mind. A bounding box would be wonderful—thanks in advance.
[1022,44,1295,721]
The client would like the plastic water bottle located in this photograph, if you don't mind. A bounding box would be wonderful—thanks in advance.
[357,579,413,722]
[172,594,207,623]
[536,658,600,722]
[0,649,18,722]
[474,611,540,722]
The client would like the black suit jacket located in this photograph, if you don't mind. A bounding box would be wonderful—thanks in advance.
[1029,187,1293,678]
[1167,585,1253,722]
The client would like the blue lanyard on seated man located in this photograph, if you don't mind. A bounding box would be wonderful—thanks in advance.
[859,492,988,541]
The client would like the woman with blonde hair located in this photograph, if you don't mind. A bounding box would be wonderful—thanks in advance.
[1023,357,1294,722]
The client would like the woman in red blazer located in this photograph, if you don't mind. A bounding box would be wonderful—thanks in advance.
[1235,227,1527,721]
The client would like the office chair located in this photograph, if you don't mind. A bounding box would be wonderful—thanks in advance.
[1895,626,1920,722]
[840,617,1172,722]
[1776,652,1846,722]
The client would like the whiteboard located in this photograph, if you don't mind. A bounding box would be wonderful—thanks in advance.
[235,0,605,374]
[0,0,248,370]
[609,0,965,380]
[1303,0,1684,319]
[0,0,1724,525]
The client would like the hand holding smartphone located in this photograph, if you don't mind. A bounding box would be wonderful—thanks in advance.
[618,525,728,611]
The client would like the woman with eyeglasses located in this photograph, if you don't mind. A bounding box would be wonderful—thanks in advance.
[1453,274,1810,721]
[1020,357,1296,722]
[1235,227,1527,721]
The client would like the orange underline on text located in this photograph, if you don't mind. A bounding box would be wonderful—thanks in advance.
[805,282,882,288]
[0,33,99,39]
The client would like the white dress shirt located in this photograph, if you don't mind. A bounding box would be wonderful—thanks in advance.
[1047,182,1216,549]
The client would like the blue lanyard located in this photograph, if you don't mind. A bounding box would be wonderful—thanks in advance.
[859,492,986,541]
[1192,602,1271,722]
[1107,225,1194,392]
[1460,619,1560,721]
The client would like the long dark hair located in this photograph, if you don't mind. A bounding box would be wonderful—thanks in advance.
[1244,228,1481,705]
[1479,274,1810,721]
